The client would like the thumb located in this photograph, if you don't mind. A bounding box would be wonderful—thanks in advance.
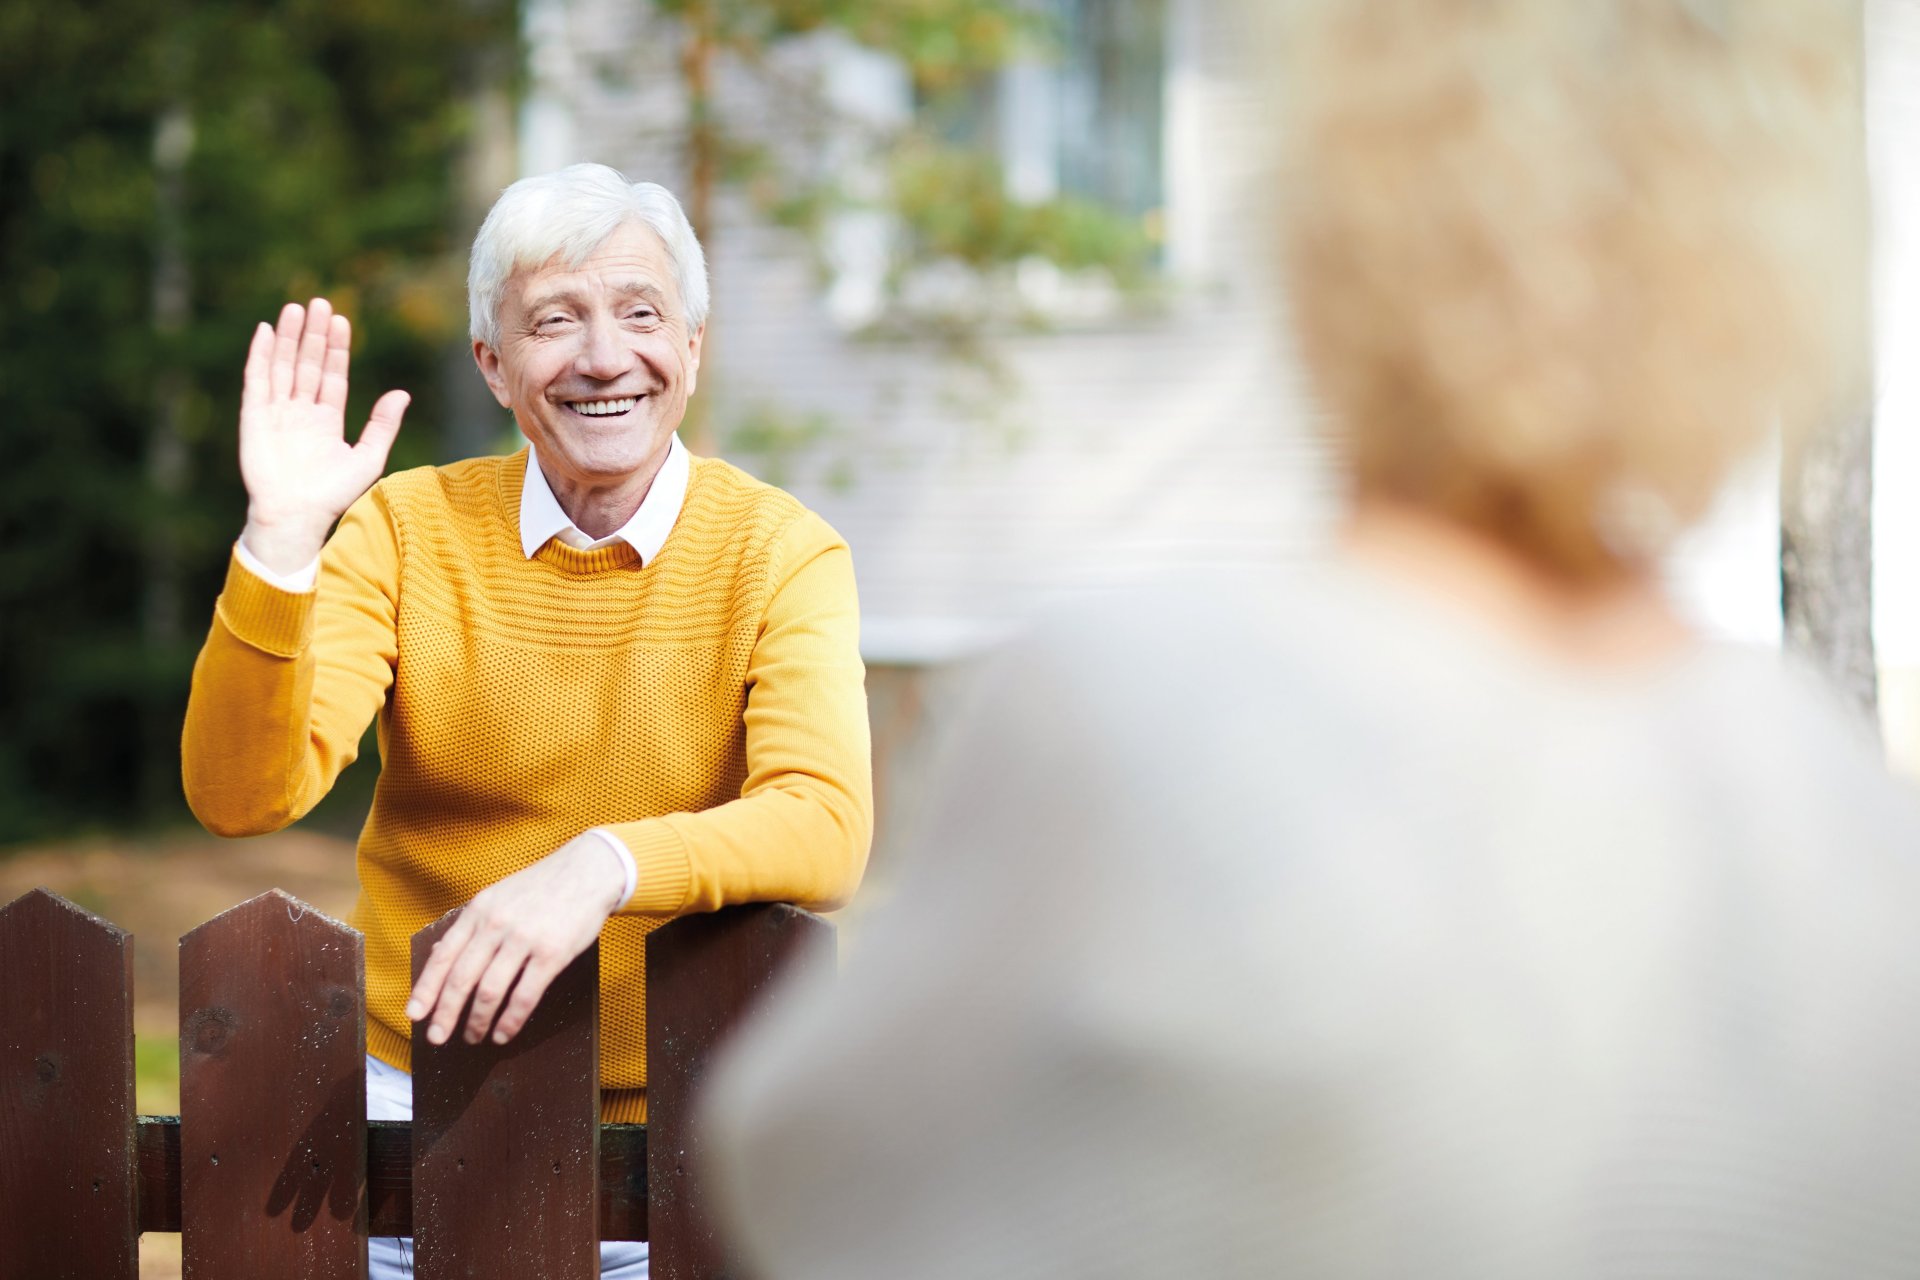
[356,390,410,467]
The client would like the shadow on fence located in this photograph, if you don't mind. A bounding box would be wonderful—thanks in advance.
[0,886,832,1278]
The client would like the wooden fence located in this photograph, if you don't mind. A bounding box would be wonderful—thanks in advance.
[0,886,832,1278]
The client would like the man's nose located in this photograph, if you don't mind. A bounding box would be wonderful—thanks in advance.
[574,317,631,380]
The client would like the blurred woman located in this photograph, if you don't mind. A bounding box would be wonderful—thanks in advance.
[701,3,1920,1276]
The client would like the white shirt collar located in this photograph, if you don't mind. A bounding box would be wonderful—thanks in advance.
[519,435,690,565]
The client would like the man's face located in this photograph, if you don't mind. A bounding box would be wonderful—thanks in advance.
[474,220,704,491]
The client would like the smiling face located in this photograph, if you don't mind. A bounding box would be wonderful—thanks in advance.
[474,219,704,498]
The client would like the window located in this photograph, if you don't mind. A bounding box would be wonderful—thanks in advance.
[827,1,1170,329]
[926,0,1167,224]
[1051,0,1166,222]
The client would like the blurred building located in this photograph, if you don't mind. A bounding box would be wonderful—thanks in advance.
[501,0,1920,860]
[508,0,1336,862]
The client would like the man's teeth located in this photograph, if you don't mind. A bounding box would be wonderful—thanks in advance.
[570,398,637,416]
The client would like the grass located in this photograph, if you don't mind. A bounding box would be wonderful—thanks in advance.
[136,1034,181,1114]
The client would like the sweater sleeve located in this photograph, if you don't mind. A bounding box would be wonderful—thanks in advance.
[604,511,874,916]
[181,486,401,836]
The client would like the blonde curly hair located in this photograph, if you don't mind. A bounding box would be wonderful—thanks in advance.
[1275,0,1869,579]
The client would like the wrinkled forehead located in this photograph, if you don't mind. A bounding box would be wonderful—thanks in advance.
[504,219,681,313]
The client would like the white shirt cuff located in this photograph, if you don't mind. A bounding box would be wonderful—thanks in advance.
[234,538,320,593]
[584,827,639,912]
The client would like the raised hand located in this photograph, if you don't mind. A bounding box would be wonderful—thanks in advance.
[238,298,410,574]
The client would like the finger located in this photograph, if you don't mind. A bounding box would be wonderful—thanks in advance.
[270,302,304,400]
[292,297,333,402]
[463,942,534,1045]
[241,322,274,411]
[427,926,506,1047]
[488,952,565,1045]
[354,390,410,468]
[406,911,476,1024]
[319,314,351,414]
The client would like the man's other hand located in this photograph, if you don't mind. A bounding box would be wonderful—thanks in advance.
[406,834,629,1047]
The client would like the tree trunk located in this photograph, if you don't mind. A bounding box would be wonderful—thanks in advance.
[144,101,194,814]
[679,0,718,455]
[447,51,519,459]
[1781,404,1878,726]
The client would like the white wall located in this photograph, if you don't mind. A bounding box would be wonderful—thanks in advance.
[515,0,1920,747]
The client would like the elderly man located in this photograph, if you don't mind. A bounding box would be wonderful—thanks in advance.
[181,163,872,1277]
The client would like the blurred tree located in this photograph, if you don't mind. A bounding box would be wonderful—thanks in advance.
[0,0,517,842]
[640,0,1158,453]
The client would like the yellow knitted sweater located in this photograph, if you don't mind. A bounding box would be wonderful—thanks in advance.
[182,450,872,1122]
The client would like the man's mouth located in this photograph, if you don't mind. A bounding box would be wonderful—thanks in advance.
[565,396,641,418]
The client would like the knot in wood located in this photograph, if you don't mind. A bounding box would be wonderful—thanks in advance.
[186,1006,239,1055]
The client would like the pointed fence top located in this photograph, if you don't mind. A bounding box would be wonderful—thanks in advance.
[179,887,357,947]
[0,886,130,942]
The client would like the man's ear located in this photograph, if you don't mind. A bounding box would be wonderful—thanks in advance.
[473,340,513,409]
[686,324,706,397]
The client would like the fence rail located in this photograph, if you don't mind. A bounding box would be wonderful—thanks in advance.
[0,886,831,1279]
[128,1117,651,1239]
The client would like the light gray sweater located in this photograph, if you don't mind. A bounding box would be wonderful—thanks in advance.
[706,566,1920,1279]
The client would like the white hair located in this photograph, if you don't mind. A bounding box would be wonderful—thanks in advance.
[467,163,710,348]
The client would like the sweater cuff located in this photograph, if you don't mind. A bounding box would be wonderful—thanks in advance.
[217,550,316,657]
[234,537,320,593]
[582,828,639,913]
[607,820,694,915]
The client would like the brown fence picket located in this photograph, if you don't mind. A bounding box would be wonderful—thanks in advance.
[0,888,138,1279]
[410,911,600,1279]
[179,890,367,1278]
[646,904,835,1280]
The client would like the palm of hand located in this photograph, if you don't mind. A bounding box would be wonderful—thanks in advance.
[240,297,409,539]
[241,391,382,523]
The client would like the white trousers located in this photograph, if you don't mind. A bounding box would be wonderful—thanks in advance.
[366,1055,650,1278]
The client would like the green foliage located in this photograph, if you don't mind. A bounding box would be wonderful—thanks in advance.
[724,403,855,491]
[888,138,1153,283]
[0,0,516,842]
[649,0,1156,467]
[655,0,1042,89]
[697,0,1153,293]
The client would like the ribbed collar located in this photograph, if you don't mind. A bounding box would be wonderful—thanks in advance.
[519,435,689,565]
